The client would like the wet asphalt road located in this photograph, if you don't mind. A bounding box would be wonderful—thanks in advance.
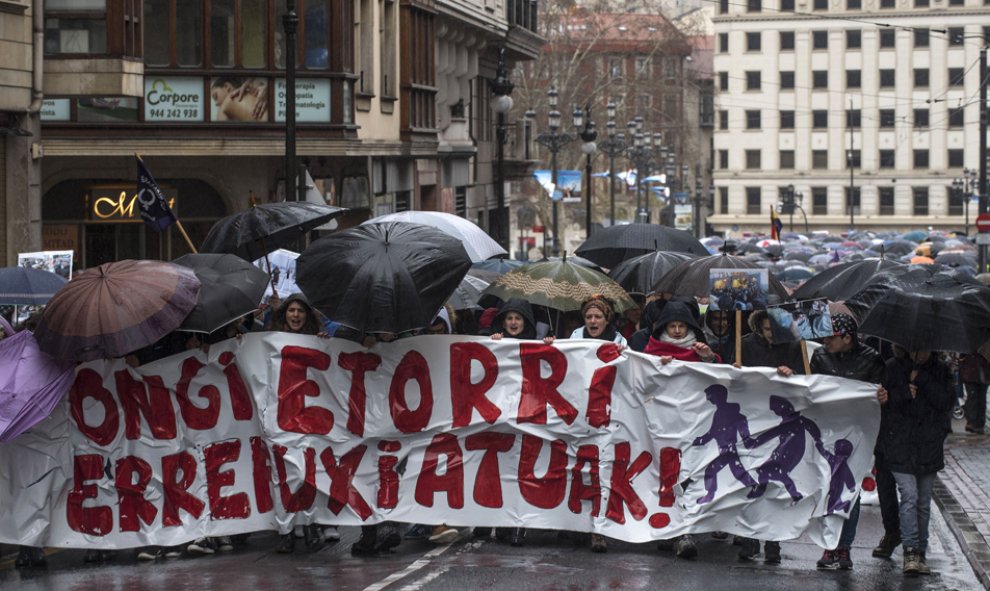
[0,504,980,591]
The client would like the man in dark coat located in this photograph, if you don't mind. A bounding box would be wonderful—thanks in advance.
[811,313,885,571]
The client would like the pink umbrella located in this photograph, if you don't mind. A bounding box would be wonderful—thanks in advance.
[0,330,75,442]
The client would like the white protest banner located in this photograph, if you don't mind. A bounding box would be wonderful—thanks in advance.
[0,333,879,549]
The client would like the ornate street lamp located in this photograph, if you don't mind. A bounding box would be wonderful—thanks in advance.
[490,45,514,251]
[597,99,627,227]
[626,118,661,224]
[579,105,598,238]
[284,1,300,201]
[528,86,578,257]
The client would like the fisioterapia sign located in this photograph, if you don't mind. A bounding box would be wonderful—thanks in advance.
[0,334,879,549]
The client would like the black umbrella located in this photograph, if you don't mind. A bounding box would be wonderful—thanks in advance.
[0,267,66,305]
[173,253,270,334]
[574,223,708,268]
[296,222,472,334]
[200,202,347,262]
[846,270,990,353]
[607,251,697,294]
[791,258,905,302]
[651,253,791,300]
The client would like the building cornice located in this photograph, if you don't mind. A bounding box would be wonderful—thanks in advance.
[712,9,990,24]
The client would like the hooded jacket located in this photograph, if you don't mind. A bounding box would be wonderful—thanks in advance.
[269,293,323,335]
[739,309,805,373]
[643,301,716,361]
[492,298,537,340]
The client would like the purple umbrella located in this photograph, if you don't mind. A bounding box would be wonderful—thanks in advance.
[0,330,76,442]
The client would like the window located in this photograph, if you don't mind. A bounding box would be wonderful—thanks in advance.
[719,71,729,91]
[747,0,762,11]
[948,149,964,168]
[949,108,964,127]
[746,150,762,169]
[780,71,795,89]
[382,0,399,99]
[812,188,828,215]
[847,30,861,49]
[913,149,929,168]
[847,149,861,168]
[636,57,651,79]
[915,0,929,6]
[949,68,965,87]
[879,150,896,168]
[913,187,929,216]
[746,187,762,215]
[781,0,795,10]
[880,0,895,6]
[357,0,376,94]
[880,109,896,128]
[880,69,895,87]
[949,0,964,5]
[846,109,861,128]
[780,31,795,50]
[812,150,828,169]
[847,70,861,89]
[147,0,203,66]
[813,110,828,128]
[879,187,895,215]
[747,32,761,51]
[45,0,133,57]
[813,70,828,88]
[847,0,861,7]
[780,150,795,169]
[813,31,828,49]
[780,110,795,129]
[719,0,729,13]
[949,187,964,215]
[880,29,895,48]
[915,29,929,48]
[719,149,729,169]
[719,109,729,130]
[609,58,623,78]
[914,68,929,87]
[746,70,761,90]
[949,27,964,46]
[719,187,729,213]
[719,32,729,53]
[914,109,929,128]
[814,0,828,9]
[746,109,761,129]
[846,187,861,216]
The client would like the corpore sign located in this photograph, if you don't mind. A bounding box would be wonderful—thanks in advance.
[0,333,880,550]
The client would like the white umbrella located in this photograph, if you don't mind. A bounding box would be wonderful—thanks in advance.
[363,211,507,262]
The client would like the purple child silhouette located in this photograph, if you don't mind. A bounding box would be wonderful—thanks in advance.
[693,384,758,505]
[817,438,855,514]
[744,395,824,503]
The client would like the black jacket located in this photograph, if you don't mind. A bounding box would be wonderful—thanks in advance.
[809,341,884,383]
[739,333,806,374]
[877,355,954,474]
[492,298,537,340]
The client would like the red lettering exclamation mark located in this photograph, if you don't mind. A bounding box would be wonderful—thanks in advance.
[649,447,681,528]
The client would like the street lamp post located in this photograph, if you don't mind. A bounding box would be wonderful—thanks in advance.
[528,87,577,257]
[490,45,514,252]
[626,118,660,224]
[579,105,598,239]
[284,1,300,201]
[596,99,626,227]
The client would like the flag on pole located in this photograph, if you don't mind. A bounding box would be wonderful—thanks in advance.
[136,156,177,232]
[770,205,783,240]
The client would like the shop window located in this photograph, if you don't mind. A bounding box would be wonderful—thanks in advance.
[45,0,141,59]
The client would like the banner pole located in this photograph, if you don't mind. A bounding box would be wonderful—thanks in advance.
[734,309,742,368]
[800,339,811,375]
[175,220,198,253]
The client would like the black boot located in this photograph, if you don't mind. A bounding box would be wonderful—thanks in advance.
[277,533,295,554]
[510,527,526,547]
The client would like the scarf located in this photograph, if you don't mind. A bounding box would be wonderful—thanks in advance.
[643,337,706,361]
[583,324,619,342]
[659,331,697,349]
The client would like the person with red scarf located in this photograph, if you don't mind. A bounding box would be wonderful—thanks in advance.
[644,301,719,364]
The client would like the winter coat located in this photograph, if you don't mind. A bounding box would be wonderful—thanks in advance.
[739,333,806,374]
[492,298,537,340]
[809,341,884,383]
[960,353,990,384]
[643,301,717,362]
[877,355,954,475]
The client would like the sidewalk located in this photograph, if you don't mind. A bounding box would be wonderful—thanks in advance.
[934,429,990,590]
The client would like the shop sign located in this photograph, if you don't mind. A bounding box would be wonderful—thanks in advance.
[40,99,71,122]
[89,186,177,222]
[274,78,331,123]
[42,224,80,255]
[144,77,205,122]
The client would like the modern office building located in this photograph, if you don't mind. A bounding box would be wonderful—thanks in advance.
[711,0,989,236]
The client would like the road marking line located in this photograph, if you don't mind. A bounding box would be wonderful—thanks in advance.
[361,542,455,591]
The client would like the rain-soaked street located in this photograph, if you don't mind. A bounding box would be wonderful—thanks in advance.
[0,504,979,591]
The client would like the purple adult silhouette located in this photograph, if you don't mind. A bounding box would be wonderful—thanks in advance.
[817,438,855,514]
[693,384,758,505]
[744,395,824,503]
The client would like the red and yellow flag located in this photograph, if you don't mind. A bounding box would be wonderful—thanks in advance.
[770,205,783,240]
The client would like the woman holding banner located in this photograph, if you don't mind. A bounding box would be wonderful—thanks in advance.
[643,300,718,560]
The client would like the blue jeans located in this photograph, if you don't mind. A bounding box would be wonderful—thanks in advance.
[892,471,937,552]
[837,497,861,549]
